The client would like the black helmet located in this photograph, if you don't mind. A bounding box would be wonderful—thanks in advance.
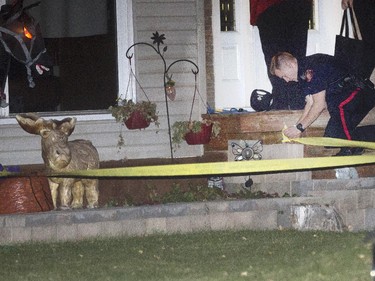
[250,89,273,111]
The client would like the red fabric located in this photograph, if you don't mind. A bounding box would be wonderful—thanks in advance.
[339,88,361,140]
[250,0,284,25]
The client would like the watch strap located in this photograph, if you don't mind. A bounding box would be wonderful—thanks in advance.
[296,123,305,132]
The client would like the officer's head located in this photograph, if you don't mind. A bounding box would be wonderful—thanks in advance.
[270,52,298,83]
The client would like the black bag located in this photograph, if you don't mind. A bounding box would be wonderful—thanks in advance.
[334,7,364,75]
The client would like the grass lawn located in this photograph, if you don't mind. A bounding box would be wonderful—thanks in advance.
[0,229,372,281]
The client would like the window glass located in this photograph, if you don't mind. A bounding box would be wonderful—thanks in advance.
[220,0,235,32]
[6,0,117,114]
[308,0,317,30]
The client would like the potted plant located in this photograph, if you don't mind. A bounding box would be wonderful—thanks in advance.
[108,99,159,130]
[172,119,220,146]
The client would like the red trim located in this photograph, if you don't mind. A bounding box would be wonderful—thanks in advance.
[338,88,360,140]
[250,0,283,25]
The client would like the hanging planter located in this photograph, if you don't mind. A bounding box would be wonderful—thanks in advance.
[171,67,220,146]
[184,123,213,145]
[172,119,220,146]
[124,110,151,130]
[109,99,159,130]
[109,99,159,148]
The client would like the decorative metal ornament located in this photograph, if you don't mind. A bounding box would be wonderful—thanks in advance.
[125,32,199,160]
[231,140,263,190]
[165,74,176,101]
[231,140,263,161]
[165,85,176,101]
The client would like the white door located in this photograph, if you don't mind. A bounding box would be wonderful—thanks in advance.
[212,0,254,110]
[212,0,335,111]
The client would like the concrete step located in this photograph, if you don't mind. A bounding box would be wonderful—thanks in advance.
[249,177,375,197]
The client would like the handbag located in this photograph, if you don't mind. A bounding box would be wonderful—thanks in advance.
[334,7,364,75]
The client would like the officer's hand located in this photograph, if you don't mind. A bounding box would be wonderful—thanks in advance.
[284,126,302,139]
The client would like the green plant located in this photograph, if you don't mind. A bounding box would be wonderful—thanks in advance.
[165,74,175,87]
[108,99,159,125]
[160,183,228,204]
[171,119,220,145]
[140,182,293,206]
[104,197,134,208]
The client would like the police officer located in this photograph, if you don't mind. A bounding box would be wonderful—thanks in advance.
[270,52,375,156]
[251,0,311,110]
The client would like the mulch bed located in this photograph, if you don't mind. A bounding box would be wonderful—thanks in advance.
[13,154,226,210]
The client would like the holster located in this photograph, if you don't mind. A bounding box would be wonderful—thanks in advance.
[340,75,375,91]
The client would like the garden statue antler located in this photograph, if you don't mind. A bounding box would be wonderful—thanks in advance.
[16,113,100,210]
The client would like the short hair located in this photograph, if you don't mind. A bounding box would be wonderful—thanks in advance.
[269,52,296,75]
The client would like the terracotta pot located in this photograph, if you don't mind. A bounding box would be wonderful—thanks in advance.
[0,177,53,214]
[184,123,213,145]
[124,110,150,130]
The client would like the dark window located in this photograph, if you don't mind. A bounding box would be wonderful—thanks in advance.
[308,0,316,30]
[7,0,117,114]
[220,0,235,31]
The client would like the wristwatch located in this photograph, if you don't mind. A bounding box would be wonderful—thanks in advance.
[296,123,305,132]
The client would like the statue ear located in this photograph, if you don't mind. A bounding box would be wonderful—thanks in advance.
[40,129,51,138]
[15,113,46,135]
[55,117,76,136]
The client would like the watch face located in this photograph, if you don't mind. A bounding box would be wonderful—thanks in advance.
[296,123,304,132]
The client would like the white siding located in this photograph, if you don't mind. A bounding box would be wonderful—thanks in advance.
[130,0,207,159]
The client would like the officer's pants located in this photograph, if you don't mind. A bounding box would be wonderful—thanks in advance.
[324,83,375,142]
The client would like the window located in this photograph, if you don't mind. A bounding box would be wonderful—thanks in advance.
[5,0,118,114]
[220,0,235,31]
[308,0,317,30]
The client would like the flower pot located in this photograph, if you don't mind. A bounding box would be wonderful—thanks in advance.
[0,176,53,214]
[124,110,150,130]
[184,123,213,145]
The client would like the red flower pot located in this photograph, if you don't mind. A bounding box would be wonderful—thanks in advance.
[124,110,150,130]
[0,176,53,214]
[184,123,213,145]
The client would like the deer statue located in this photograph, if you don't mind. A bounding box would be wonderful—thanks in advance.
[16,113,99,210]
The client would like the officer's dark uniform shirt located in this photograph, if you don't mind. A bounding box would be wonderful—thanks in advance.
[297,54,351,109]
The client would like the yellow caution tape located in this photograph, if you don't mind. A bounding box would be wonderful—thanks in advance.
[285,136,375,150]
[0,171,13,177]
[50,132,375,177]
[282,127,375,150]
[1,132,374,178]
[43,154,374,178]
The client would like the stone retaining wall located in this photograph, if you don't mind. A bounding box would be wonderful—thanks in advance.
[1,177,375,245]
